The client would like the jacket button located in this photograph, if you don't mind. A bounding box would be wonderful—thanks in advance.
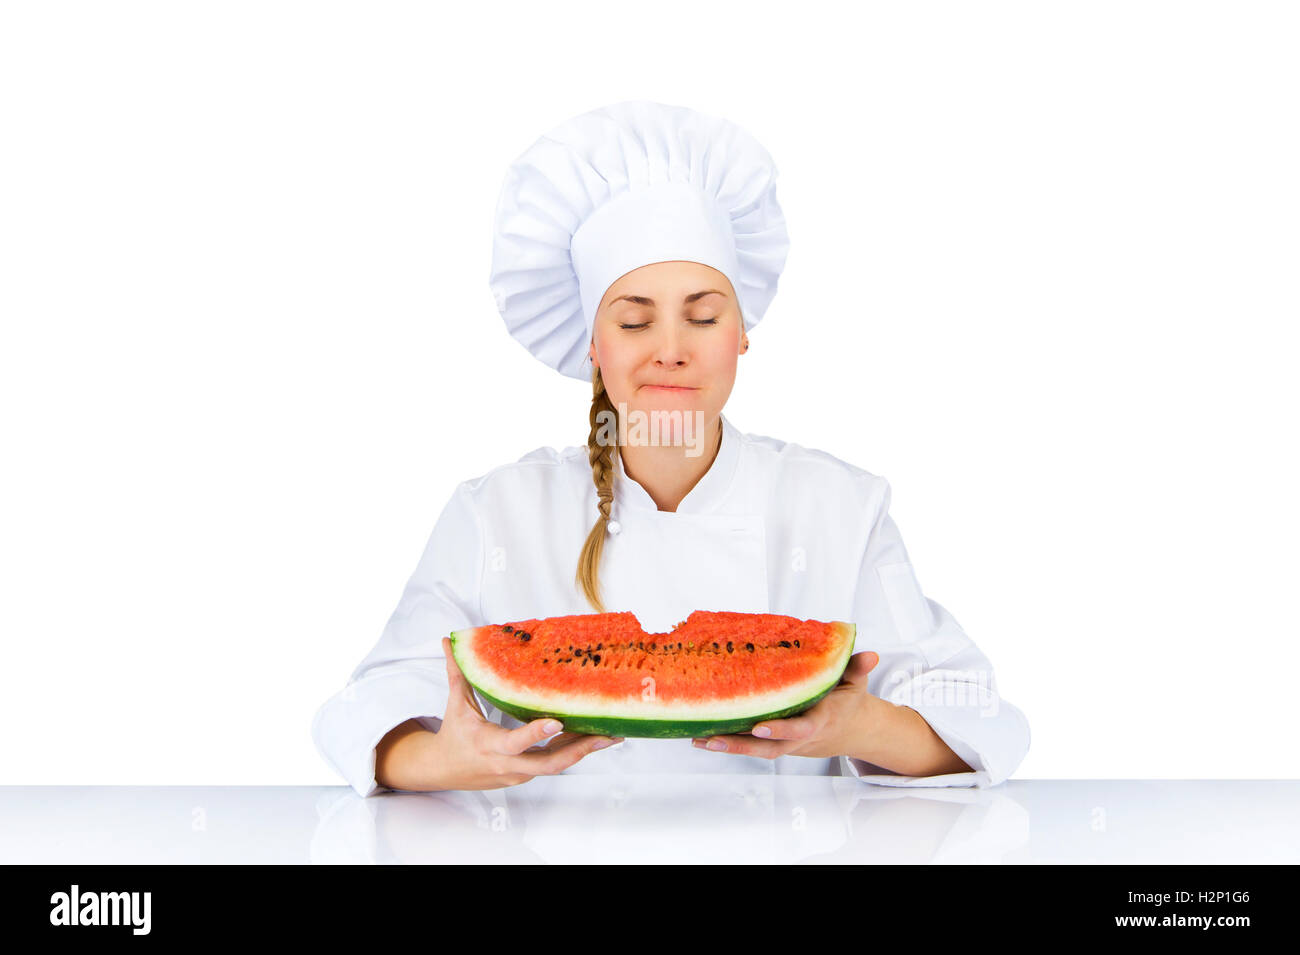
[607,520,621,535]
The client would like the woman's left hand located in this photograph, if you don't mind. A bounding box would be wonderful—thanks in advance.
[691,650,880,760]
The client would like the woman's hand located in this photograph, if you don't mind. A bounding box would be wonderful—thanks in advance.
[690,650,881,760]
[375,637,622,792]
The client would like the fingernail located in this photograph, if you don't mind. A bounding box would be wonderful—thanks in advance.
[706,739,727,752]
[543,720,562,735]
[753,725,771,738]
[592,739,612,750]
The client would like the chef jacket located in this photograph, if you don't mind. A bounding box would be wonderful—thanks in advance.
[312,413,1031,797]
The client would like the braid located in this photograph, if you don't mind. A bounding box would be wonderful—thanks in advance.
[576,366,618,611]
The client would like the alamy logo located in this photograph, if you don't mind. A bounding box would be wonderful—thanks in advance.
[49,884,151,935]
[593,406,709,456]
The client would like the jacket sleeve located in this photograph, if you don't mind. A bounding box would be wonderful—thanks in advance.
[311,482,485,798]
[840,476,1031,788]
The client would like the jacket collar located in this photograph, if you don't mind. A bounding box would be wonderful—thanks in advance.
[613,412,742,515]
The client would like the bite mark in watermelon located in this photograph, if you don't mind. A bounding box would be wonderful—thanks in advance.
[449,610,856,738]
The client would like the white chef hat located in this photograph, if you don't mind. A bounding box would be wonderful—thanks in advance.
[488,100,791,381]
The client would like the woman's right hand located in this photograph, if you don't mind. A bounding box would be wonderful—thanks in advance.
[374,637,622,792]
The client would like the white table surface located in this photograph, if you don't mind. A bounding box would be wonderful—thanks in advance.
[2,778,1297,864]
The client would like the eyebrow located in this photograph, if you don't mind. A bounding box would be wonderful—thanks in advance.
[608,289,726,308]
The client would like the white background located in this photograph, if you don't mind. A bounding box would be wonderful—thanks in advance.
[1,1,1296,785]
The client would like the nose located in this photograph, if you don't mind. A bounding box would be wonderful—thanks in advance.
[651,323,688,367]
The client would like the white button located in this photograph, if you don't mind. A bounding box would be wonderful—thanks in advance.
[607,519,621,535]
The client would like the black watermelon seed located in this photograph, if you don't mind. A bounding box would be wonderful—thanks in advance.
[519,631,531,641]
[502,625,514,633]
[593,654,601,664]
[778,640,791,648]
[581,657,588,666]
[713,642,719,650]
[726,642,734,653]
[794,639,800,648]
[745,642,755,652]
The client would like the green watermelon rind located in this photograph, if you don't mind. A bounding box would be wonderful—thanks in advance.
[470,681,842,739]
[449,620,856,739]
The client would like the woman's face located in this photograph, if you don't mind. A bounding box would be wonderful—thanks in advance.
[588,260,748,437]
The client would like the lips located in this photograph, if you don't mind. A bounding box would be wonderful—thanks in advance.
[643,384,696,391]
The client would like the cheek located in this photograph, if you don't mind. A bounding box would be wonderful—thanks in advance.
[595,336,643,368]
[593,341,628,380]
[706,343,741,372]
[598,351,637,388]
[595,357,635,405]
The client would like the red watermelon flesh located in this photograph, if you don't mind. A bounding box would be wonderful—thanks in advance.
[449,610,857,738]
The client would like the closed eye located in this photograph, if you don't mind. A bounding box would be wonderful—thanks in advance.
[619,319,719,330]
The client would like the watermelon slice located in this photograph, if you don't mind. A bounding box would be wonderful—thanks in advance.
[449,610,856,738]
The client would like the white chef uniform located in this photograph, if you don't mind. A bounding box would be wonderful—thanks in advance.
[311,412,1031,797]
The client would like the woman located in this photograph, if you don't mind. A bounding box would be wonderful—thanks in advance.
[311,100,1031,797]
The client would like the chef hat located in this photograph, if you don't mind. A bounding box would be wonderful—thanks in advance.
[488,100,791,381]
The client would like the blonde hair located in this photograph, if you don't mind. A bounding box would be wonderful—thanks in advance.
[575,365,617,611]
